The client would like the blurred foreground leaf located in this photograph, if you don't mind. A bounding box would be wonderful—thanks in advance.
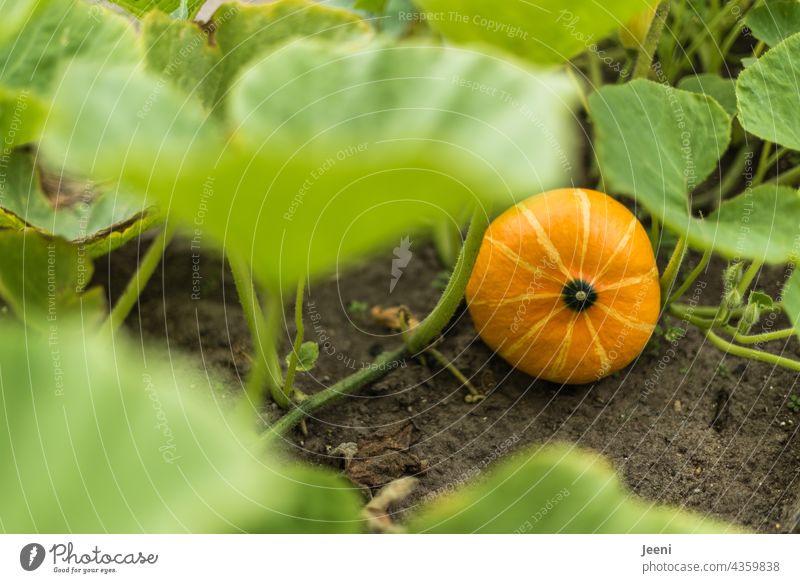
[45,41,578,290]
[414,0,658,65]
[409,444,738,533]
[142,0,372,114]
[0,231,104,330]
[0,324,363,533]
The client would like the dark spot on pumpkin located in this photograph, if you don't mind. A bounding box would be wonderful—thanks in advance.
[562,278,597,312]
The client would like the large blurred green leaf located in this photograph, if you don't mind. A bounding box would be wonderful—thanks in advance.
[414,0,657,65]
[108,0,205,19]
[0,0,48,45]
[409,444,738,533]
[0,231,104,331]
[737,33,800,150]
[745,0,800,47]
[45,41,578,290]
[0,1,157,256]
[0,88,45,149]
[0,1,138,96]
[142,0,372,113]
[0,324,364,533]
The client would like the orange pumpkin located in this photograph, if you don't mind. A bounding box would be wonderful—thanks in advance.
[466,188,660,384]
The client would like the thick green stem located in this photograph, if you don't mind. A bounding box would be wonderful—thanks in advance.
[752,142,774,186]
[737,260,763,296]
[633,1,671,80]
[282,279,306,399]
[723,326,795,345]
[667,248,711,306]
[264,206,489,438]
[773,164,800,186]
[431,220,462,269]
[407,206,488,354]
[706,329,800,371]
[263,347,407,442]
[229,253,287,408]
[103,224,174,333]
[660,237,687,306]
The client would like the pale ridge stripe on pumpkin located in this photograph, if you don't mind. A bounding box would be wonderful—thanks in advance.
[506,304,567,354]
[593,302,655,332]
[576,189,592,273]
[517,204,572,279]
[583,313,611,371]
[470,291,562,307]
[595,217,638,280]
[595,266,658,292]
[486,236,564,285]
[548,316,577,376]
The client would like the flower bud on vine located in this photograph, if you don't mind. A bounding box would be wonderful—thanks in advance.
[737,303,761,335]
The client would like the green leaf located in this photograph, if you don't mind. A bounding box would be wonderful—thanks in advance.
[783,269,800,342]
[0,1,138,96]
[737,33,800,150]
[745,0,800,46]
[45,43,578,290]
[355,0,388,11]
[0,0,48,44]
[591,81,800,264]
[590,80,730,227]
[409,444,739,533]
[749,290,774,308]
[677,73,738,116]
[141,0,372,113]
[0,324,364,533]
[413,0,658,64]
[699,185,800,264]
[0,149,159,257]
[0,88,46,149]
[290,341,320,372]
[107,0,205,19]
[0,231,104,330]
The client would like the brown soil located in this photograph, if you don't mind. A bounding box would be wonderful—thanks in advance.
[102,235,800,533]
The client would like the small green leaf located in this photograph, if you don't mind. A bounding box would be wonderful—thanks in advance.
[107,0,205,19]
[0,231,104,330]
[289,341,320,372]
[677,73,737,116]
[737,33,800,150]
[408,444,738,533]
[414,0,658,64]
[749,290,774,308]
[745,0,800,46]
[0,324,364,532]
